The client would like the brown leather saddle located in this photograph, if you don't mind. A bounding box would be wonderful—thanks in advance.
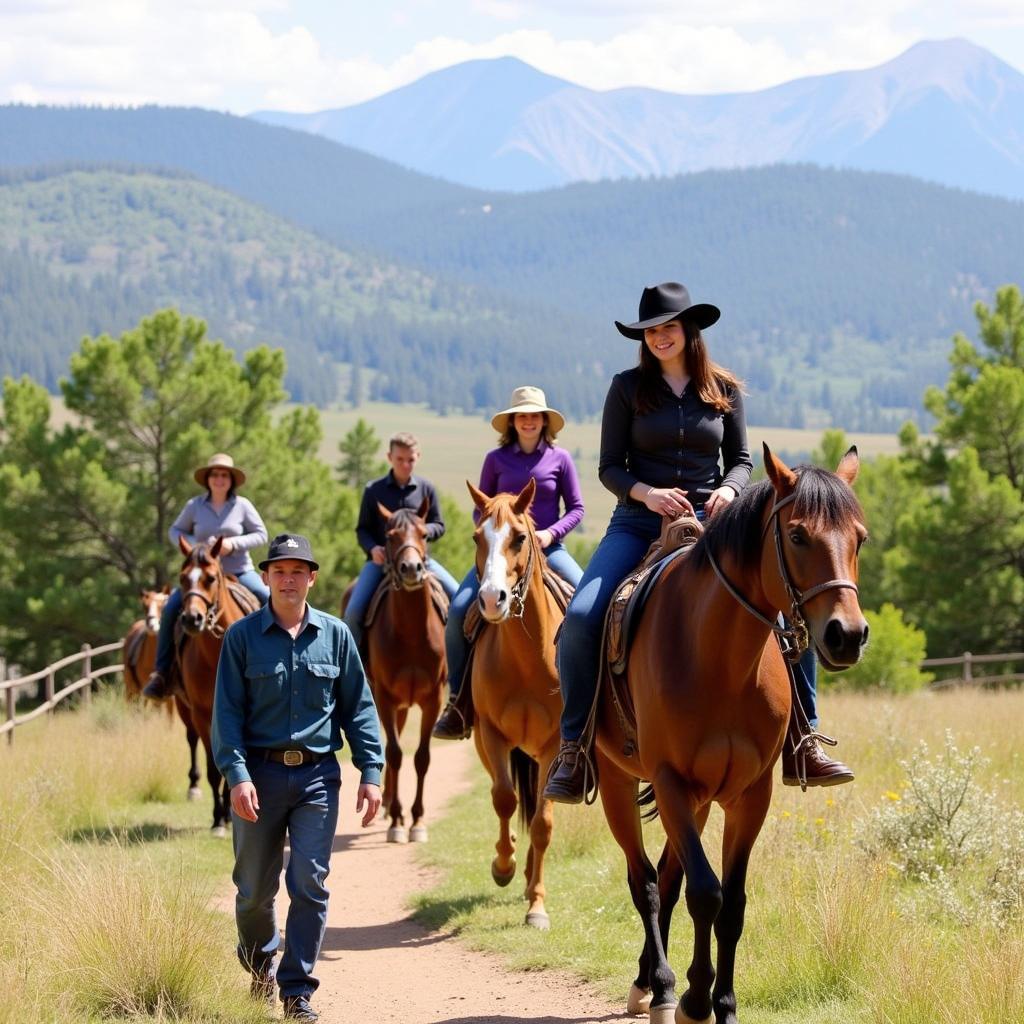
[364,572,451,630]
[598,514,704,757]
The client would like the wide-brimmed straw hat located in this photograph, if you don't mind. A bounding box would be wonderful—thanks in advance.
[193,453,246,488]
[615,282,720,340]
[491,386,566,437]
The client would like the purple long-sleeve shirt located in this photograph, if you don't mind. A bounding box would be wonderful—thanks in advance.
[476,441,584,543]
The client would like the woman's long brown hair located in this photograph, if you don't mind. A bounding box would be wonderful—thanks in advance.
[635,318,743,415]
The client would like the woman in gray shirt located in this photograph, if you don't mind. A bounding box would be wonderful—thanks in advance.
[143,453,269,699]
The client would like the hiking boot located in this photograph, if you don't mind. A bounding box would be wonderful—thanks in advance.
[141,671,170,700]
[432,702,470,740]
[249,970,276,1004]
[282,995,319,1021]
[782,739,854,787]
[543,740,590,804]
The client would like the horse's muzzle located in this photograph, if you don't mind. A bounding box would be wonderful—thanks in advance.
[181,612,205,635]
[819,616,870,668]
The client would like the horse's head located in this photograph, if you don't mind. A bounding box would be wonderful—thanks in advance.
[468,477,538,623]
[178,536,225,636]
[378,498,430,590]
[763,444,869,669]
[139,585,169,634]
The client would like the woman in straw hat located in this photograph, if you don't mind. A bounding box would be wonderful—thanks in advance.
[432,386,585,740]
[143,453,270,699]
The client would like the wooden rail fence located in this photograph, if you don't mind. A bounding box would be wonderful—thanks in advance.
[0,640,125,746]
[924,651,1024,690]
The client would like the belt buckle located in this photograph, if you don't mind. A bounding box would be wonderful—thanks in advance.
[282,749,303,766]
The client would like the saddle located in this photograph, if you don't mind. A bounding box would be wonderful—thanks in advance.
[597,514,704,757]
[364,572,451,630]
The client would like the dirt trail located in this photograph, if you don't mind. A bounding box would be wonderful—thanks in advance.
[301,738,623,1024]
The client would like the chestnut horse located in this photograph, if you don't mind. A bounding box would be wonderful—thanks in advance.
[468,478,564,930]
[595,446,868,1024]
[352,500,447,844]
[177,536,251,834]
[123,587,202,800]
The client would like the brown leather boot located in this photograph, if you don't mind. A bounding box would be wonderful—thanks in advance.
[432,702,471,740]
[782,737,854,787]
[542,740,593,804]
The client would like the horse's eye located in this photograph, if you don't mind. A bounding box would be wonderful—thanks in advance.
[512,533,527,550]
[788,530,805,546]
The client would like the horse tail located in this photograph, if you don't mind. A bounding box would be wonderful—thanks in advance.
[637,783,660,822]
[510,748,538,830]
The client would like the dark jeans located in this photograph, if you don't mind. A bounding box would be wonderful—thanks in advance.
[154,570,269,675]
[793,645,819,728]
[444,542,584,699]
[232,755,341,998]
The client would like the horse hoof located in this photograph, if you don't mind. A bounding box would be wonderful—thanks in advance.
[627,985,652,1015]
[387,826,408,844]
[211,825,227,839]
[491,858,516,887]
[187,787,202,802]
[673,1005,712,1024]
[409,825,428,843]
[525,910,550,930]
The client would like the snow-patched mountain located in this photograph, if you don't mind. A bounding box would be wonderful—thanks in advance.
[251,39,1024,198]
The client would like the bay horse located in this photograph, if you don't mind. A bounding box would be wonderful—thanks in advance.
[468,477,564,929]
[177,536,252,835]
[347,499,447,844]
[595,446,868,1024]
[122,587,202,800]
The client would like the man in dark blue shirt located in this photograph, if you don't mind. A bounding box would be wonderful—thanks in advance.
[343,431,459,651]
[213,533,384,1022]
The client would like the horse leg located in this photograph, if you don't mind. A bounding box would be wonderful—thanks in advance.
[475,717,517,886]
[712,775,772,1024]
[409,688,440,842]
[378,691,407,843]
[523,743,556,929]
[654,768,722,1024]
[199,731,228,836]
[596,752,676,1021]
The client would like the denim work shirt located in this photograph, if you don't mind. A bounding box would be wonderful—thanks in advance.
[212,603,384,789]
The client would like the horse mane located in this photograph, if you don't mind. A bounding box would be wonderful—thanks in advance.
[387,507,422,532]
[688,467,864,573]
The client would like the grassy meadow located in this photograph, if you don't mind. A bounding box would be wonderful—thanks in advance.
[0,689,265,1024]
[412,688,1024,1024]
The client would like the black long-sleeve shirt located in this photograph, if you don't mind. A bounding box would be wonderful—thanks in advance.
[355,471,446,555]
[598,368,753,510]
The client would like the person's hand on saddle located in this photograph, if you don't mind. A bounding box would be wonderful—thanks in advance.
[703,484,737,518]
[230,781,260,822]
[535,528,554,550]
[370,545,386,566]
[207,535,234,554]
[356,783,382,826]
[643,486,694,519]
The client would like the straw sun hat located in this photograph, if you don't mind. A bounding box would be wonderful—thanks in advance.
[490,386,566,437]
[193,452,246,488]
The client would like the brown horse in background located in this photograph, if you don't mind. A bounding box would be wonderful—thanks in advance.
[343,499,446,843]
[123,587,203,800]
[468,478,564,930]
[177,536,250,834]
[595,446,868,1024]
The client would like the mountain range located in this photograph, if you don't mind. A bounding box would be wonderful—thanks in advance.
[251,38,1024,199]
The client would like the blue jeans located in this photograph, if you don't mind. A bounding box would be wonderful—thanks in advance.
[154,569,269,675]
[444,542,584,699]
[343,557,459,650]
[793,646,818,728]
[557,505,664,741]
[232,755,341,998]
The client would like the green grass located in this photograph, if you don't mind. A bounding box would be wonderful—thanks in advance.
[0,688,266,1024]
[411,689,1024,1022]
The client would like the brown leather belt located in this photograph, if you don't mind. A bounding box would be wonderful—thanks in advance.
[251,748,326,766]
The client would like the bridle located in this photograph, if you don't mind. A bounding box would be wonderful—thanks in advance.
[706,491,859,660]
[181,559,227,638]
[477,514,537,620]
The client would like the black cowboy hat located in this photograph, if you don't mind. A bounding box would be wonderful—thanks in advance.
[614,282,720,340]
[259,533,320,571]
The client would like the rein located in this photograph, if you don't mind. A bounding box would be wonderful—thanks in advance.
[706,492,859,660]
[507,531,537,619]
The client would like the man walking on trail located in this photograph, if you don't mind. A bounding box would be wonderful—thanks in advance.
[212,533,384,1022]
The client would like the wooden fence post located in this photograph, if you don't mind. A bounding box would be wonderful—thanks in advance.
[2,657,11,748]
[963,651,973,685]
[45,667,55,717]
[81,643,92,707]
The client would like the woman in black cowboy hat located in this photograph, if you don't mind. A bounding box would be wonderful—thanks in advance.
[542,283,852,802]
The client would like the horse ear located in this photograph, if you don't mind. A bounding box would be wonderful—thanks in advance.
[836,445,860,485]
[467,480,490,512]
[377,502,393,521]
[210,536,224,558]
[139,588,147,601]
[512,476,537,515]
[161,583,171,594]
[417,496,430,520]
[178,536,193,557]
[763,443,797,494]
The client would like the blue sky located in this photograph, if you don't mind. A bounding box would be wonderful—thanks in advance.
[1,1,1022,111]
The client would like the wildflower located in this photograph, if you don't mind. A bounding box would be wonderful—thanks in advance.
[884,790,902,801]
